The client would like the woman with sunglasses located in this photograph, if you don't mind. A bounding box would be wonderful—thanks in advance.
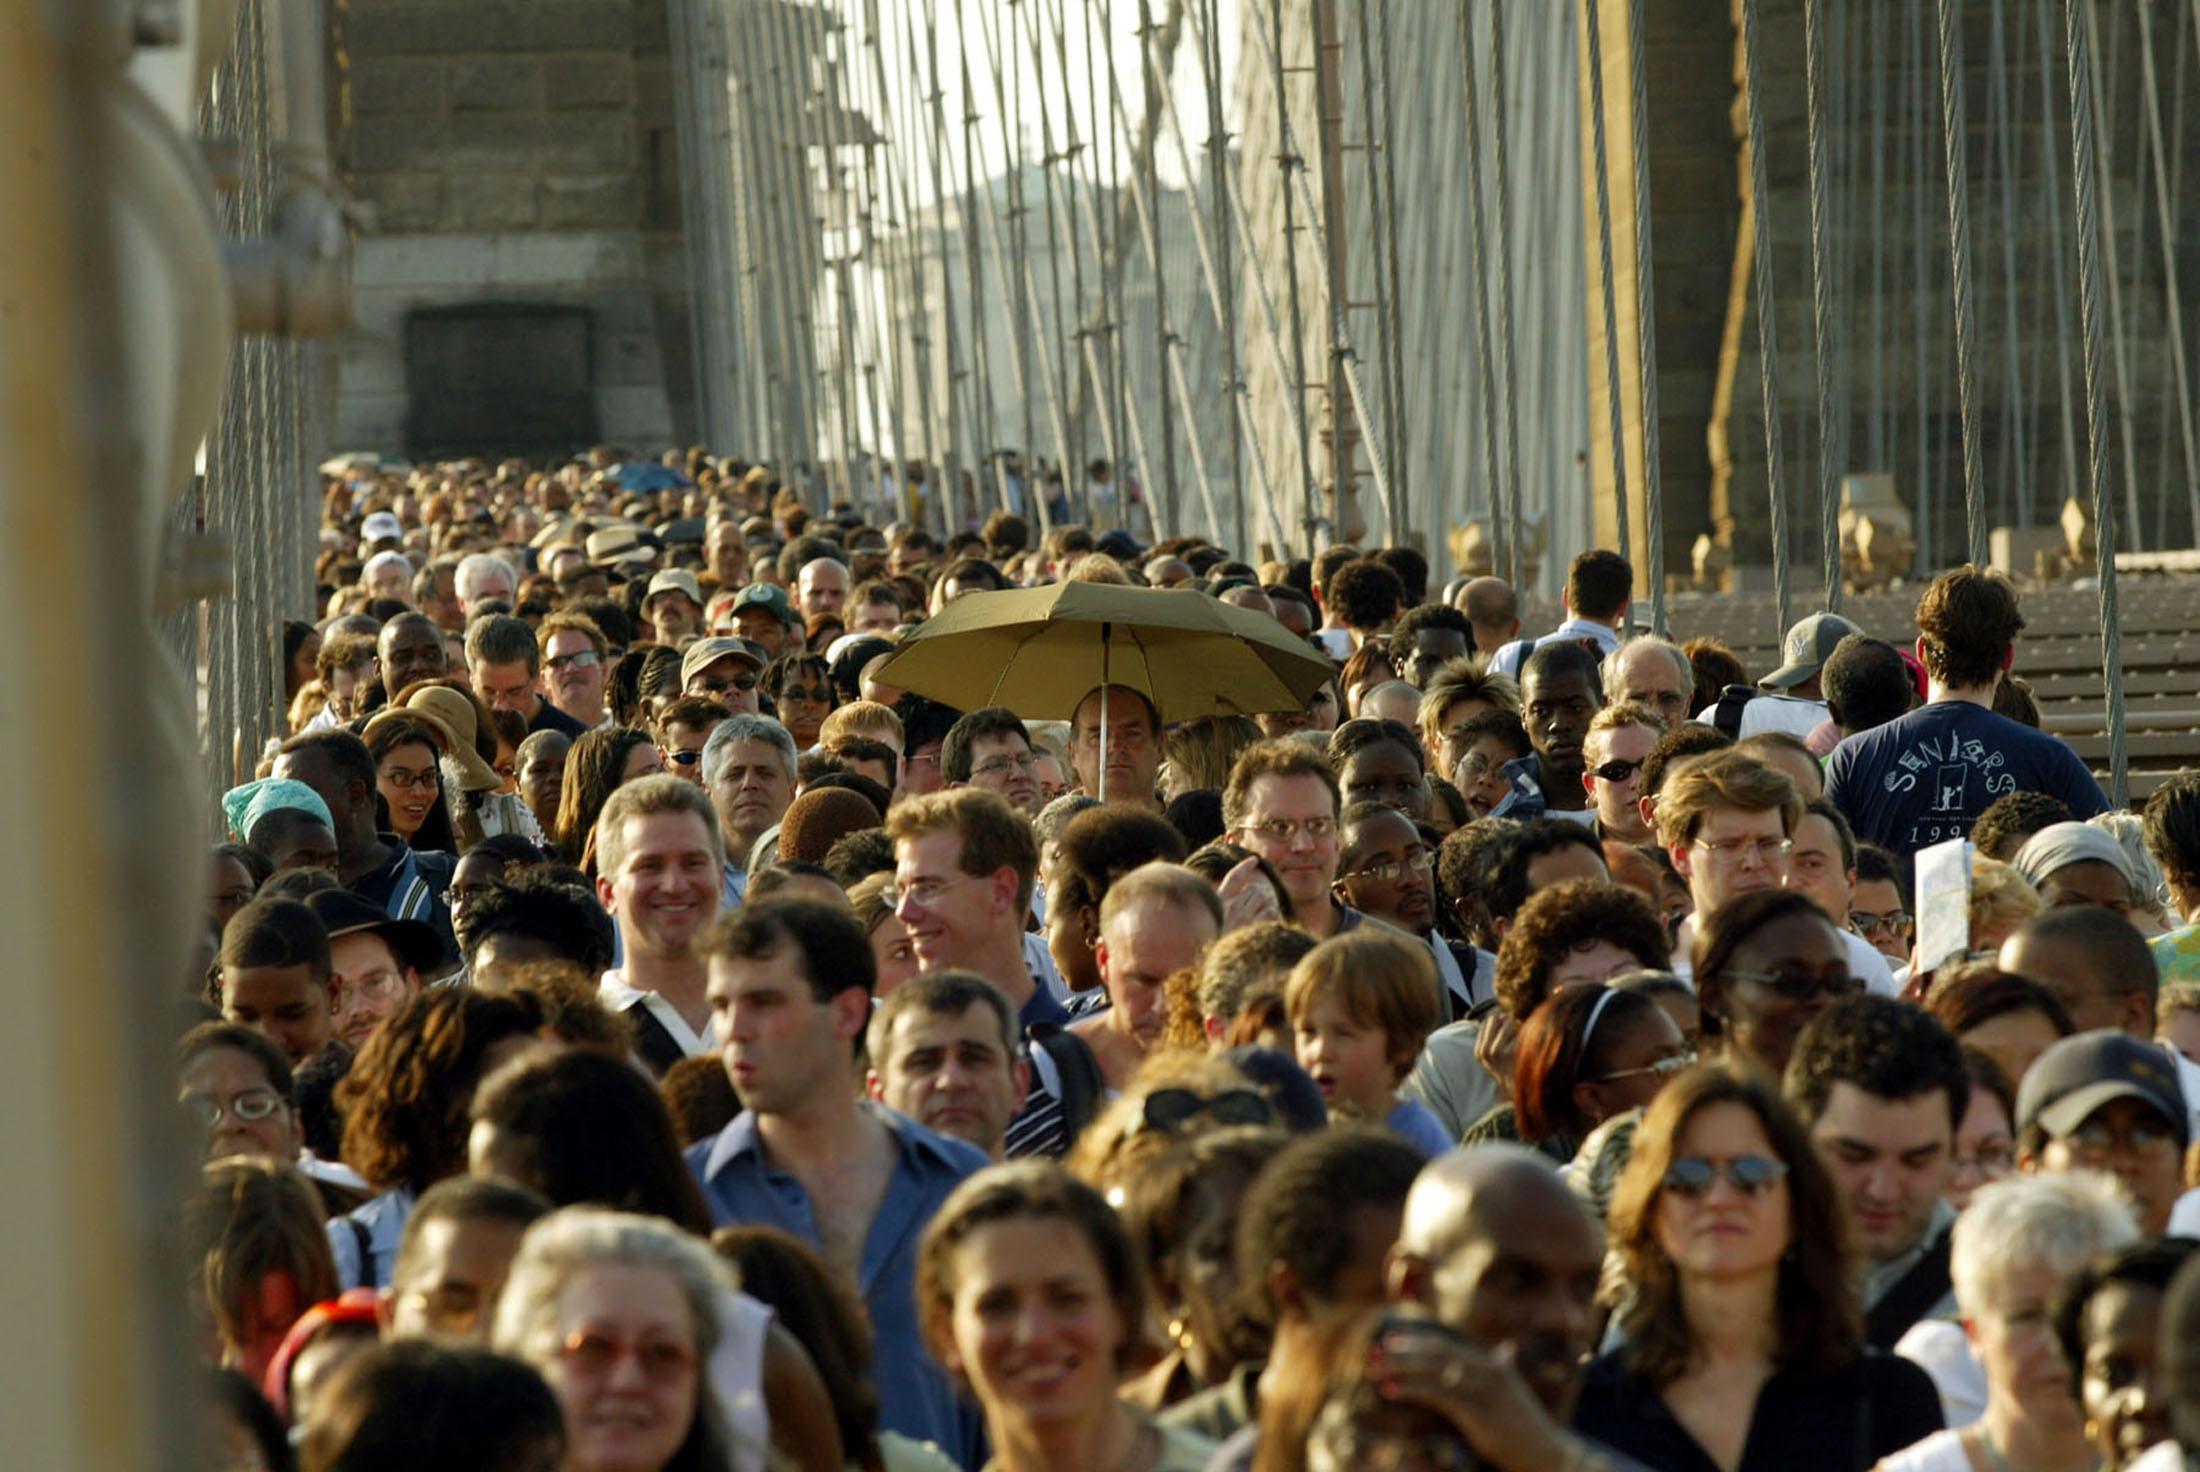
[493,1206,746,1472]
[1574,1062,1942,1471]
[1692,888,1863,1080]
[1511,983,1690,1165]
[763,654,836,750]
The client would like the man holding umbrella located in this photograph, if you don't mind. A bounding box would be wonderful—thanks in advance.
[1071,686,1162,812]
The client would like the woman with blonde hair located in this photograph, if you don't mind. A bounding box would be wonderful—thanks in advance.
[1574,1061,1942,1469]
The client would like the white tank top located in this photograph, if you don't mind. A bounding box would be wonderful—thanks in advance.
[708,1285,776,1472]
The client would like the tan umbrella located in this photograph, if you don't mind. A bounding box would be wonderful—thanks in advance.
[871,582,1338,798]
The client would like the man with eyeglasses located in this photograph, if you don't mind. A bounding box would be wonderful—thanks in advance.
[1580,702,1663,845]
[680,637,765,717]
[2017,1031,2189,1235]
[1785,995,1968,1349]
[177,1021,304,1163]
[1849,843,1911,966]
[305,890,441,1049]
[1656,748,1896,996]
[537,611,610,728]
[941,706,1043,816]
[1225,739,1363,940]
[1335,802,1480,1017]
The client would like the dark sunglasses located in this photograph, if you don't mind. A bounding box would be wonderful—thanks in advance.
[1663,1154,1789,1199]
[1138,1086,1273,1135]
[1588,757,1644,783]
[666,750,702,767]
[1721,965,1861,1002]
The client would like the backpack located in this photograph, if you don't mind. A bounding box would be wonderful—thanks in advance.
[1707,682,1758,738]
[1026,1022,1105,1147]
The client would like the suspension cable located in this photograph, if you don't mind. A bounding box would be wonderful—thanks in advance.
[1582,0,1633,593]
[1803,0,1843,609]
[1488,0,1524,588]
[1625,0,1668,633]
[1740,0,1793,637]
[1458,2,1507,585]
[1933,0,1989,568]
[2063,0,2129,807]
[2132,0,2200,551]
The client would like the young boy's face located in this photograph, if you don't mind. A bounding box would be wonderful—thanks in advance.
[1293,992,1402,1117]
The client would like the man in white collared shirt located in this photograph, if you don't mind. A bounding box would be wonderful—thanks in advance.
[595,774,725,1076]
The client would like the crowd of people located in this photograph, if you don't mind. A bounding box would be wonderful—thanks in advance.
[186,444,2200,1472]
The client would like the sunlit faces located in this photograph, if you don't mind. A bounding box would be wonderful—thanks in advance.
[2037,861,2138,918]
[1848,877,1910,966]
[707,938,867,1115]
[1582,722,1658,842]
[1807,1081,1953,1265]
[1784,811,1854,924]
[532,1264,701,1472]
[1070,687,1161,804]
[935,1217,1129,1430]
[180,1045,301,1162]
[1652,1101,1793,1281]
[647,592,704,645]
[1698,909,1848,1079]
[962,730,1042,816]
[1521,669,1598,781]
[1673,805,1792,910]
[471,658,542,718]
[894,828,1021,973]
[542,629,607,719]
[2031,1096,2184,1236]
[1396,626,1469,689]
[1233,772,1342,919]
[1451,736,1518,818]
[1969,1260,2080,1429]
[1958,1007,2066,1095]
[1572,1002,1688,1127]
[866,1003,1027,1157]
[1338,738,1428,822]
[328,930,421,1049]
[595,810,721,959]
[387,1214,529,1343]
[221,962,334,1066]
[2077,1275,2173,1469]
[1334,807,1435,934]
[376,739,441,842]
[1610,643,1690,730]
[1292,992,1404,1117]
[797,559,850,619]
[1095,896,1219,1049]
[1947,1082,2014,1212]
[705,738,794,850]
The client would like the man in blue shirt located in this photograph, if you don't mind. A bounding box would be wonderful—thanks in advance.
[1824,566,2107,856]
[687,898,989,1465]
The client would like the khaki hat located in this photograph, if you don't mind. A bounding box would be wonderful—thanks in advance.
[680,636,766,687]
[646,569,706,608]
[585,524,658,566]
[378,686,503,793]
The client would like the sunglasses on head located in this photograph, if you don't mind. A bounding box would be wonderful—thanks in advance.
[1137,1086,1273,1136]
[1663,1154,1788,1199]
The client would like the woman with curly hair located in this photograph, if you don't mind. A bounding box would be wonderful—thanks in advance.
[553,724,666,866]
[1493,878,1671,1025]
[1573,1062,1943,1469]
[325,989,545,1290]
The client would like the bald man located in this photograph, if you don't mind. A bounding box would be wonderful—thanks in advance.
[1455,576,1522,656]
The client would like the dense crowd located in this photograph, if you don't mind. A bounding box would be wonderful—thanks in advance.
[188,445,2200,1472]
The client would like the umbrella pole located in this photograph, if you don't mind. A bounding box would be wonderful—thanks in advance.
[1099,622,1111,802]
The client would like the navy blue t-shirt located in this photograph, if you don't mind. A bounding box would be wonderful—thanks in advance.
[1823,701,2108,856]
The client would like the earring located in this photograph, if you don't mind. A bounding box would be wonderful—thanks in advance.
[1168,1317,1195,1352]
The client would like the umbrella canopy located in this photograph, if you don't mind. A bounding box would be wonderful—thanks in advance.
[608,461,694,491]
[870,582,1337,722]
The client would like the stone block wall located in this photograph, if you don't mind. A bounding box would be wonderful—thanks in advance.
[333,0,689,457]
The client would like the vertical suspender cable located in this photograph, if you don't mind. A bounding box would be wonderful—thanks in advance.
[1986,0,2029,529]
[1933,0,1989,569]
[1353,0,1401,542]
[1202,0,1250,553]
[1867,0,1887,472]
[1740,0,1793,637]
[1371,0,1411,540]
[1582,0,1633,587]
[1804,0,1843,608]
[2064,0,2128,807]
[1458,4,1507,585]
[937,0,1007,517]
[910,0,970,528]
[1142,0,1182,536]
[1625,0,1668,633]
[2031,0,2081,527]
[2132,0,2200,548]
[2083,0,2147,555]
[1488,0,1524,588]
[1908,0,1934,565]
[1266,0,1323,548]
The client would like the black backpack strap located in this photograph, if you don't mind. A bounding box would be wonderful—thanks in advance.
[623,1003,689,1080]
[1710,683,1756,739]
[1863,1228,1955,1350]
[1028,1023,1104,1146]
